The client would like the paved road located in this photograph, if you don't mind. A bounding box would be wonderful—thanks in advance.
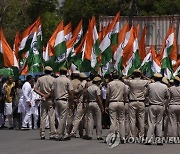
[0,129,179,154]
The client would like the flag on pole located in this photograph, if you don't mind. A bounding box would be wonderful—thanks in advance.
[126,24,141,75]
[114,22,129,74]
[140,46,161,77]
[18,17,41,59]
[64,22,72,41]
[159,24,177,79]
[0,28,19,68]
[139,25,146,61]
[122,26,134,76]
[99,12,120,75]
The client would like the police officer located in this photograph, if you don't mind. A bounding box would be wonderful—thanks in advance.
[34,66,56,140]
[168,76,180,137]
[70,72,88,137]
[145,73,169,145]
[105,72,126,142]
[52,67,74,141]
[85,76,104,140]
[124,69,150,138]
[66,71,81,135]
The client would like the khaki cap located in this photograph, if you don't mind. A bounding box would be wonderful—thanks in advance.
[133,69,141,73]
[169,79,174,83]
[105,78,109,83]
[73,70,80,74]
[60,67,67,71]
[153,73,163,78]
[162,77,169,85]
[93,76,101,82]
[174,76,180,82]
[79,72,87,78]
[44,66,53,71]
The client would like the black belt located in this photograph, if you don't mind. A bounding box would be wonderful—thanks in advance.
[56,98,68,101]
[169,104,180,105]
[149,104,163,106]
[130,100,145,102]
[110,100,123,102]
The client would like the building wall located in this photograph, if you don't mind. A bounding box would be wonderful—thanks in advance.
[99,16,180,54]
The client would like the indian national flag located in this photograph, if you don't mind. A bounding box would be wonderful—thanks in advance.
[18,17,41,59]
[27,31,42,73]
[122,26,134,76]
[139,25,146,61]
[90,16,101,69]
[71,32,87,71]
[64,22,72,41]
[140,46,161,77]
[44,21,67,71]
[0,28,19,68]
[72,20,83,48]
[13,32,21,60]
[173,59,180,76]
[159,24,177,79]
[123,25,141,75]
[99,12,120,75]
[114,22,129,74]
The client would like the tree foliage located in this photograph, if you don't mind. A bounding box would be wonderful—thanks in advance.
[0,0,61,46]
[0,0,180,47]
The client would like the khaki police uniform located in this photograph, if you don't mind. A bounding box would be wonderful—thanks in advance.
[124,84,130,137]
[168,84,180,137]
[87,81,102,138]
[35,74,56,138]
[107,79,126,138]
[71,79,87,137]
[125,77,150,137]
[66,78,81,134]
[52,75,73,139]
[146,81,169,141]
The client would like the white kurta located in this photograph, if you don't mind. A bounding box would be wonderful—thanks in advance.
[21,82,33,128]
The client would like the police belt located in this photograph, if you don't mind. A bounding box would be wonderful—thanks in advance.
[149,103,163,106]
[130,100,145,102]
[109,100,124,102]
[89,101,97,103]
[56,98,68,101]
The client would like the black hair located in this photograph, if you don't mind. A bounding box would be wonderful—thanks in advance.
[60,70,67,75]
[26,75,33,81]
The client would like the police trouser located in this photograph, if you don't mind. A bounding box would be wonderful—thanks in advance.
[129,100,145,137]
[71,103,87,136]
[87,102,102,138]
[168,104,180,137]
[125,103,130,137]
[109,101,125,138]
[147,104,164,140]
[56,100,69,138]
[40,99,56,138]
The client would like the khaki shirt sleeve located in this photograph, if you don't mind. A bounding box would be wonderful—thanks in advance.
[35,79,40,89]
[96,87,101,96]
[106,84,110,96]
[68,81,73,92]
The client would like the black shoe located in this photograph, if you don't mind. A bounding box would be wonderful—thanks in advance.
[120,139,126,144]
[56,137,65,141]
[83,136,92,140]
[41,136,45,140]
[9,127,14,130]
[144,142,151,145]
[97,137,104,140]
[49,137,57,140]
[64,136,71,141]
[157,143,163,146]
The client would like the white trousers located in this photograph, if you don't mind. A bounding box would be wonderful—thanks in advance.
[4,102,13,128]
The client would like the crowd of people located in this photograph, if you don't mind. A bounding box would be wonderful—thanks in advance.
[0,66,180,145]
